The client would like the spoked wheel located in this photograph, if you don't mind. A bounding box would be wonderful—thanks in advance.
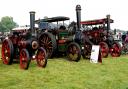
[67,42,81,62]
[82,43,92,59]
[36,47,47,68]
[1,39,14,65]
[99,42,109,58]
[20,49,30,70]
[39,32,56,58]
[110,42,121,57]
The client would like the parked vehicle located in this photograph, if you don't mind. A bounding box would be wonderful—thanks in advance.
[81,15,121,58]
[31,5,84,62]
[1,12,47,69]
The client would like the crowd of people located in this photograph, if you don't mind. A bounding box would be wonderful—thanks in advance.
[121,31,128,43]
[120,31,128,54]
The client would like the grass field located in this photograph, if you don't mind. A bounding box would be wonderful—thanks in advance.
[0,50,128,89]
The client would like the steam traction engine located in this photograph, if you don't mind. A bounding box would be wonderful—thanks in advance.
[81,15,121,58]
[1,12,47,69]
[34,5,84,62]
[36,5,101,62]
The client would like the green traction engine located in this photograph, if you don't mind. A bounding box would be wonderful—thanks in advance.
[36,5,84,62]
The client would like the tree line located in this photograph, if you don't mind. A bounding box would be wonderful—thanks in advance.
[0,16,18,33]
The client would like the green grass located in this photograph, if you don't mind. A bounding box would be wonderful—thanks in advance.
[1,53,128,89]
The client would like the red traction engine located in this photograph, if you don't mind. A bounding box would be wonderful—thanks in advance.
[1,11,47,70]
[81,15,121,58]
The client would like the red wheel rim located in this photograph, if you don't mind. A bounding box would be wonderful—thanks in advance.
[111,43,121,57]
[20,49,29,69]
[2,40,11,64]
[36,48,47,67]
[99,42,109,58]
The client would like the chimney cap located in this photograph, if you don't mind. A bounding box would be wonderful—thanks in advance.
[76,4,81,11]
[29,11,36,14]
[106,14,110,19]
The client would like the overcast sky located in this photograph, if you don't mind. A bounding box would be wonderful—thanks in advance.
[0,0,128,30]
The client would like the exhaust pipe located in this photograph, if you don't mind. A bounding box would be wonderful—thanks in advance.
[76,5,81,31]
[29,11,36,36]
[74,5,82,44]
[106,15,110,31]
[75,5,93,45]
[106,15,110,38]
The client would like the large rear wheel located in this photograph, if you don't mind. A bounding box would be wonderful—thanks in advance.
[99,42,109,58]
[39,32,56,58]
[36,47,47,68]
[1,39,14,65]
[20,49,30,70]
[67,42,81,62]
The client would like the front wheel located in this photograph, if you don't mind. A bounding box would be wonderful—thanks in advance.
[36,47,47,68]
[67,42,81,62]
[82,43,92,59]
[99,42,109,58]
[20,49,31,70]
[110,42,121,57]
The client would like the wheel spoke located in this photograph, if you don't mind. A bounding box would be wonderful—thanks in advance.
[45,35,48,43]
[41,39,45,44]
[47,41,52,45]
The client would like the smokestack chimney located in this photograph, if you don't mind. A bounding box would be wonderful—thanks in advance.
[106,15,110,31]
[106,15,110,37]
[29,11,35,35]
[76,5,81,31]
[74,5,83,44]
